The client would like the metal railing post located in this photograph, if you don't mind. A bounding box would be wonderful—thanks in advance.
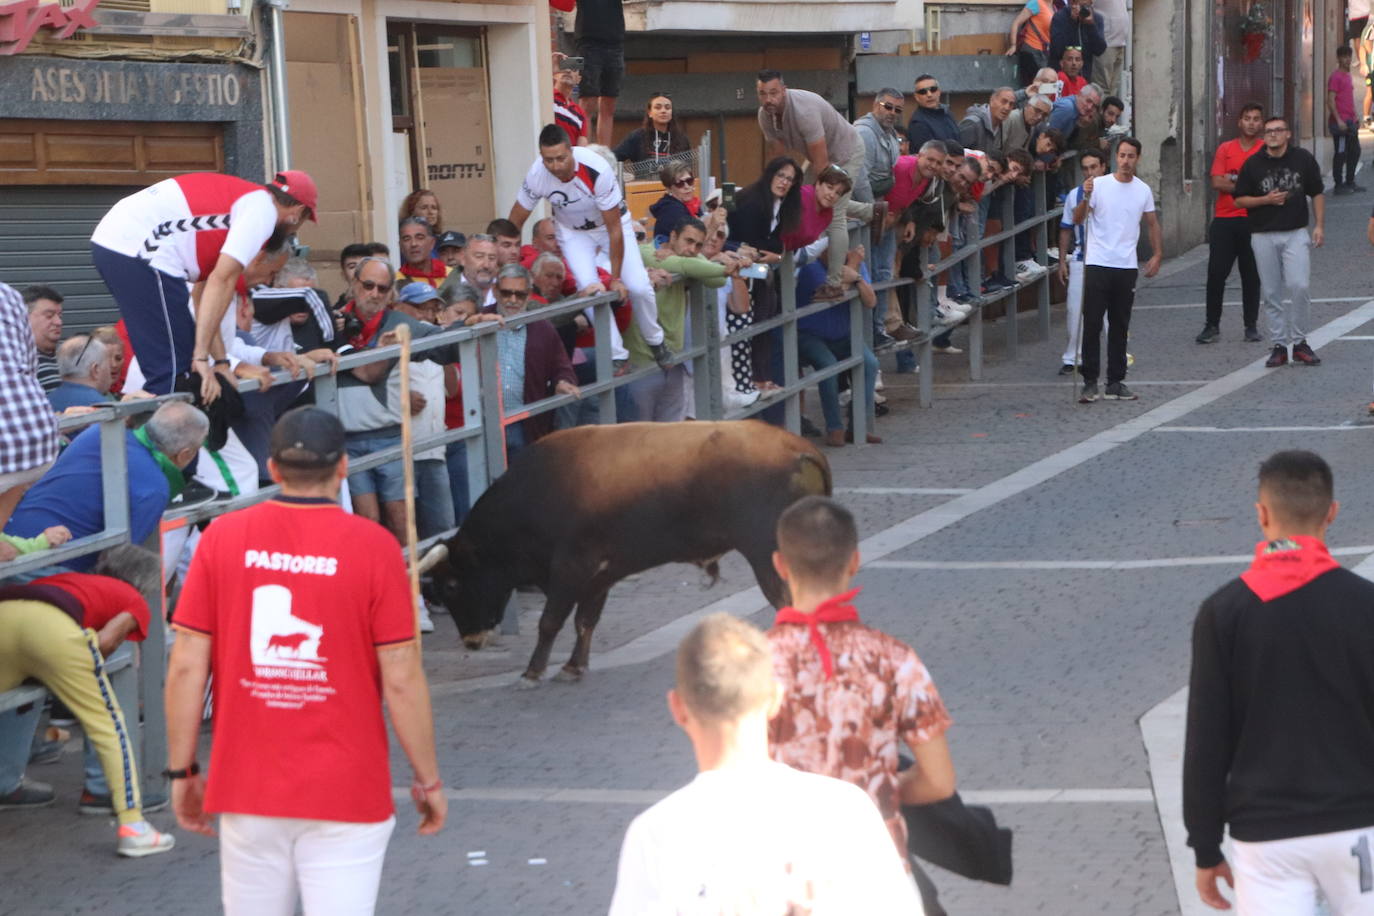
[592,300,617,424]
[1000,188,1019,358]
[966,209,985,381]
[458,336,489,507]
[138,528,167,802]
[311,372,338,416]
[476,332,506,487]
[779,254,800,433]
[99,415,129,542]
[689,280,722,421]
[848,294,867,443]
[1035,169,1052,340]
[918,243,934,408]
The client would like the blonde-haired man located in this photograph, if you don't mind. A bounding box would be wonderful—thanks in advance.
[609,612,921,914]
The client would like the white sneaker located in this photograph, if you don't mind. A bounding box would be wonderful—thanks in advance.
[418,603,435,634]
[723,387,761,410]
[939,296,974,316]
[116,821,175,858]
[1015,259,1047,278]
[874,390,887,405]
[933,302,963,324]
[1046,246,1060,261]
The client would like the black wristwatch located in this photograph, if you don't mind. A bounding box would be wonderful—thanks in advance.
[162,761,200,780]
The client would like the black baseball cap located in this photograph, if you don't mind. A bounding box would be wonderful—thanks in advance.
[436,230,467,250]
[270,407,345,469]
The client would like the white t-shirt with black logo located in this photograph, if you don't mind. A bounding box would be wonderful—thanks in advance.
[1084,174,1155,270]
[516,147,628,233]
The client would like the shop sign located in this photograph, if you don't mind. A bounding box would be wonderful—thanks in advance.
[29,65,243,107]
[0,0,101,56]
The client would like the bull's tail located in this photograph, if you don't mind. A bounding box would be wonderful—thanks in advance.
[794,451,833,497]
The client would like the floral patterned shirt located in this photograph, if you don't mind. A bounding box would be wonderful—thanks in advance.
[768,621,952,859]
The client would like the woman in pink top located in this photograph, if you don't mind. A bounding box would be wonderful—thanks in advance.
[783,165,852,256]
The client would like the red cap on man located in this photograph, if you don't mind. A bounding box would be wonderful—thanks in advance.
[270,170,319,222]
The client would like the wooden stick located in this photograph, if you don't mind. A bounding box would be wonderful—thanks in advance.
[394,323,424,647]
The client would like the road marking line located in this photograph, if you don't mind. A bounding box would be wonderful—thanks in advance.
[882,380,1211,389]
[867,547,1374,571]
[836,487,975,496]
[1336,335,1374,340]
[392,786,1154,806]
[432,298,1374,696]
[1156,424,1369,433]
[1135,296,1364,311]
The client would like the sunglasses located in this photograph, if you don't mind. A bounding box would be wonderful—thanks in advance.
[671,177,695,188]
[914,85,940,95]
[496,287,530,299]
[879,101,904,113]
[359,279,393,294]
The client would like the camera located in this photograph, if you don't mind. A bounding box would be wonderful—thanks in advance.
[1079,4,1093,18]
[334,308,365,340]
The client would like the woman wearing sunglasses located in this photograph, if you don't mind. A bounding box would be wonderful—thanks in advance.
[648,161,723,245]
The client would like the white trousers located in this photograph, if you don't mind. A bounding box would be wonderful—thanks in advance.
[556,220,654,359]
[1232,826,1374,915]
[1061,260,1112,365]
[220,813,396,916]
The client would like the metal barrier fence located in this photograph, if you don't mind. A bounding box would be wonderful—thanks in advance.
[0,155,1081,800]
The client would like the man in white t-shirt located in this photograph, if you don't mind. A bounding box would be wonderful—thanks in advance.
[508,125,646,366]
[608,613,921,914]
[1072,137,1161,403]
[1058,148,1107,374]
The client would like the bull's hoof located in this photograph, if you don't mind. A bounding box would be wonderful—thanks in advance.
[553,666,584,683]
[515,675,542,690]
[462,630,495,650]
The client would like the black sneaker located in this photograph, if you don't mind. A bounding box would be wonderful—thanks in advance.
[1244,326,1262,342]
[799,417,823,438]
[1333,183,1354,196]
[1352,183,1369,193]
[1103,382,1138,400]
[1058,363,1076,376]
[1265,345,1288,368]
[0,778,55,809]
[873,329,897,350]
[78,789,169,816]
[1195,324,1219,344]
[1291,340,1321,366]
[649,343,674,368]
[1078,382,1100,403]
[170,481,219,510]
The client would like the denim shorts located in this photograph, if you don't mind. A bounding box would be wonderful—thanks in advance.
[345,433,406,504]
[577,38,624,98]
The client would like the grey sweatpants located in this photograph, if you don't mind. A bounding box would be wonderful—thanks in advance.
[1250,228,1312,347]
[825,146,875,283]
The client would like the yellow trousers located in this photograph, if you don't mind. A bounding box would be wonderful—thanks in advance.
[0,600,143,825]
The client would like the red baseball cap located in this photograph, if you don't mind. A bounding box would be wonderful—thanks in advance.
[271,170,319,221]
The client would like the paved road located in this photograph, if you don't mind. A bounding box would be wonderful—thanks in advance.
[4,184,1374,915]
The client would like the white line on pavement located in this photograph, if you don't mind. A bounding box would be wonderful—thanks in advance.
[1156,424,1370,433]
[1135,296,1365,311]
[835,487,975,496]
[392,786,1154,806]
[882,380,1212,389]
[431,298,1374,696]
[866,547,1374,571]
[1336,335,1374,340]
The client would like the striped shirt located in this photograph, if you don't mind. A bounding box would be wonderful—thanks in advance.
[35,352,60,392]
[0,282,59,476]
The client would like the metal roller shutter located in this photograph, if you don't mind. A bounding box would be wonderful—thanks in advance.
[0,186,136,334]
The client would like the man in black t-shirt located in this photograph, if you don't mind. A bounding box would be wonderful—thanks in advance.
[1232,116,1325,368]
[574,0,625,147]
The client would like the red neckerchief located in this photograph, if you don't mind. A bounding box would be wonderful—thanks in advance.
[774,587,862,680]
[342,300,386,349]
[686,197,702,217]
[400,259,448,285]
[1240,536,1340,602]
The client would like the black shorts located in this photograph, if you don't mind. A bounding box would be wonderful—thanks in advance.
[1350,15,1369,42]
[577,38,624,98]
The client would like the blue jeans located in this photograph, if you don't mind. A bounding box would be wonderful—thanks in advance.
[798,333,877,432]
[947,211,972,300]
[345,433,406,503]
[445,439,471,526]
[0,704,41,794]
[415,458,455,539]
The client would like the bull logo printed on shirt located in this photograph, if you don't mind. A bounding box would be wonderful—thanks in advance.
[250,584,326,670]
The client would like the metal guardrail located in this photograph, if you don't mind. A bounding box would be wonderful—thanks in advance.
[0,155,1078,799]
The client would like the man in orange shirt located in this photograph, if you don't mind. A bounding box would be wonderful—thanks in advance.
[1198,103,1265,345]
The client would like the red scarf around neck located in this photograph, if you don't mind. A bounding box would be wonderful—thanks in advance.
[343,301,386,350]
[773,587,862,680]
[1240,535,1340,602]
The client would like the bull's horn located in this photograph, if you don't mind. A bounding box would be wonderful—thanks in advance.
[416,543,449,574]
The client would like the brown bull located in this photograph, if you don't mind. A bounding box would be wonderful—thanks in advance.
[421,420,831,686]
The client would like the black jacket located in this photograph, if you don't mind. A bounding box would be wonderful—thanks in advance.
[1183,566,1374,867]
[1048,7,1107,79]
[648,194,695,239]
[725,189,784,255]
[907,105,961,153]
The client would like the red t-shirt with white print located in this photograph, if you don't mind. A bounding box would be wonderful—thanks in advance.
[173,496,415,823]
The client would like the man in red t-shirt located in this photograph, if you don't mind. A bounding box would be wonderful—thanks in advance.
[1198,103,1265,344]
[0,546,173,857]
[165,407,445,913]
[553,54,589,147]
